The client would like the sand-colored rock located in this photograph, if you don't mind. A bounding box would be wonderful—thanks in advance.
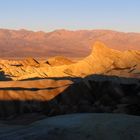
[0,59,50,80]
[20,57,39,67]
[0,41,140,80]
[44,41,140,77]
[47,56,74,66]
[64,42,121,76]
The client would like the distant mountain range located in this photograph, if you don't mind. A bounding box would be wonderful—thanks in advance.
[0,29,140,58]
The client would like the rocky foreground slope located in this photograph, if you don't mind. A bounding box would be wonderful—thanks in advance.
[0,113,140,140]
[0,41,140,80]
[0,75,139,139]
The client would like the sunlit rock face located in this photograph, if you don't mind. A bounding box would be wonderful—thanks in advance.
[44,41,140,78]
[0,41,140,80]
[46,56,74,66]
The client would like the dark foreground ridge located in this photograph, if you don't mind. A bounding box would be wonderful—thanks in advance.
[0,113,140,140]
[0,74,139,120]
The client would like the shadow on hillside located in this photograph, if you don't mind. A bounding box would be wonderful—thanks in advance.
[20,76,81,82]
[0,74,139,122]
[0,71,12,81]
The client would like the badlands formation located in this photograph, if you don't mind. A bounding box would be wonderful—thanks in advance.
[0,41,139,117]
[0,41,140,80]
[0,42,140,139]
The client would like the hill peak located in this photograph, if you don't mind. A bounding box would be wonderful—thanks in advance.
[91,41,121,56]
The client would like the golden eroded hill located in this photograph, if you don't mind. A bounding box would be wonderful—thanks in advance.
[0,41,140,120]
[0,41,140,80]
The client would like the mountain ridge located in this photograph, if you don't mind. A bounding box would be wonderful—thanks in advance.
[0,28,140,58]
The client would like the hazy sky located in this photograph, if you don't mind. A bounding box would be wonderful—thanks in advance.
[0,0,140,32]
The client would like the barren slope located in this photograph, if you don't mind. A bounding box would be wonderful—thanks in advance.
[0,41,140,80]
[0,29,140,58]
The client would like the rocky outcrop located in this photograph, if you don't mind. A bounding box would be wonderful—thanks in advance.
[0,59,50,80]
[47,56,74,66]
[0,41,140,80]
[45,42,140,77]
[0,75,139,118]
[20,57,39,67]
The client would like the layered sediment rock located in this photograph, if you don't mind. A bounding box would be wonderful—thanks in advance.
[0,75,139,118]
[0,41,140,80]
[45,42,140,77]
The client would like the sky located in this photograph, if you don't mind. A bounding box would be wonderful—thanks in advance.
[0,0,140,32]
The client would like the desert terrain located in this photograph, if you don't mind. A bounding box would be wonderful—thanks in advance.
[0,30,140,139]
[0,29,140,59]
